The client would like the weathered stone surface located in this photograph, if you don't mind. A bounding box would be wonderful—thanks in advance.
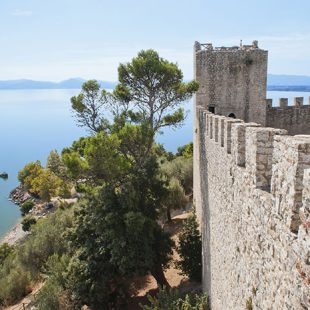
[194,110,310,310]
[193,41,310,310]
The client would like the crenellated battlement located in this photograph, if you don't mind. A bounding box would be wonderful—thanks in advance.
[265,96,310,135]
[195,105,310,309]
[198,106,310,231]
[194,40,310,309]
[266,96,310,108]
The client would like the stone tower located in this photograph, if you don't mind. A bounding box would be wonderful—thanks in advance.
[194,41,268,125]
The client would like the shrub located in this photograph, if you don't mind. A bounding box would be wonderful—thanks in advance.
[35,254,73,310]
[18,208,74,277]
[20,200,34,216]
[21,215,37,231]
[0,243,14,266]
[176,213,202,282]
[140,287,209,310]
[176,142,193,159]
[0,268,31,306]
[18,161,43,189]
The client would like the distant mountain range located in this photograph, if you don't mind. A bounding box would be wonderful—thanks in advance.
[0,78,117,90]
[0,75,310,90]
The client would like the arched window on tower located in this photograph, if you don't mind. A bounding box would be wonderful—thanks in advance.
[228,113,236,118]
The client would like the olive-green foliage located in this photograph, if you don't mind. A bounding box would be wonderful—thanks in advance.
[161,156,193,196]
[140,288,209,310]
[176,213,202,282]
[62,125,153,185]
[62,150,88,181]
[18,208,74,277]
[66,163,174,308]
[0,243,14,266]
[30,169,62,202]
[0,208,74,306]
[60,125,174,308]
[18,160,69,202]
[18,160,43,190]
[46,150,68,180]
[21,215,37,231]
[163,177,188,222]
[176,142,193,159]
[20,200,34,216]
[84,131,131,183]
[0,267,31,306]
[35,254,73,310]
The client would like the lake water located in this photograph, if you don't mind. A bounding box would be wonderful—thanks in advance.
[0,89,194,239]
[0,89,310,239]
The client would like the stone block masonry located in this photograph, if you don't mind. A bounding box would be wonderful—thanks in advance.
[266,97,310,135]
[194,107,310,310]
[194,41,268,126]
[194,41,310,136]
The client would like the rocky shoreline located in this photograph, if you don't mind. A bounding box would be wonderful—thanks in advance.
[1,185,78,246]
[9,185,33,205]
[0,186,31,246]
[0,221,28,245]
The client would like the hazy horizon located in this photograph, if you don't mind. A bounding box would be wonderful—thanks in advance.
[2,0,310,82]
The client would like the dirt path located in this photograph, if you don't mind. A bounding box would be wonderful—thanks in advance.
[127,213,201,309]
[4,283,43,310]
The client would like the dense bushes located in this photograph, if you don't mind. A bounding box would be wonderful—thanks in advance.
[140,287,209,310]
[176,213,202,282]
[18,159,71,202]
[0,243,14,266]
[20,200,34,216]
[34,254,73,310]
[21,215,37,231]
[0,207,74,306]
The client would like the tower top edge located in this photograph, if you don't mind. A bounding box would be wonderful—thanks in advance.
[194,40,267,53]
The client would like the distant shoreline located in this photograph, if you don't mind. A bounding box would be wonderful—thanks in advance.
[0,86,310,92]
[0,77,310,91]
[267,86,310,92]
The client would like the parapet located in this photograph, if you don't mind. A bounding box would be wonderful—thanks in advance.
[266,97,310,135]
[197,107,310,234]
[266,96,310,108]
[194,40,262,53]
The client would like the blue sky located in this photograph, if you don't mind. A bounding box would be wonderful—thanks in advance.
[1,0,310,81]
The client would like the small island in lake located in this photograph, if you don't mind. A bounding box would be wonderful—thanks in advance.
[0,172,8,179]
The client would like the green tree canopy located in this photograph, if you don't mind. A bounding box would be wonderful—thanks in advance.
[114,49,199,134]
[46,150,68,179]
[18,161,43,190]
[162,177,188,222]
[71,80,110,133]
[70,51,199,137]
[176,213,202,282]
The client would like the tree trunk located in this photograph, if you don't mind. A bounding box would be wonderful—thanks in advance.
[166,207,172,222]
[152,263,170,288]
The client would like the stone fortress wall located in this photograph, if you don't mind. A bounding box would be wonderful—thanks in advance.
[266,97,310,135]
[194,41,310,309]
[194,41,310,136]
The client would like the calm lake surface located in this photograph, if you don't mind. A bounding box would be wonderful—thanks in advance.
[0,89,309,239]
[0,89,193,238]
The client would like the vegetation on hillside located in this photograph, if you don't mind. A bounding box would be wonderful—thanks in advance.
[140,287,209,310]
[0,49,201,309]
